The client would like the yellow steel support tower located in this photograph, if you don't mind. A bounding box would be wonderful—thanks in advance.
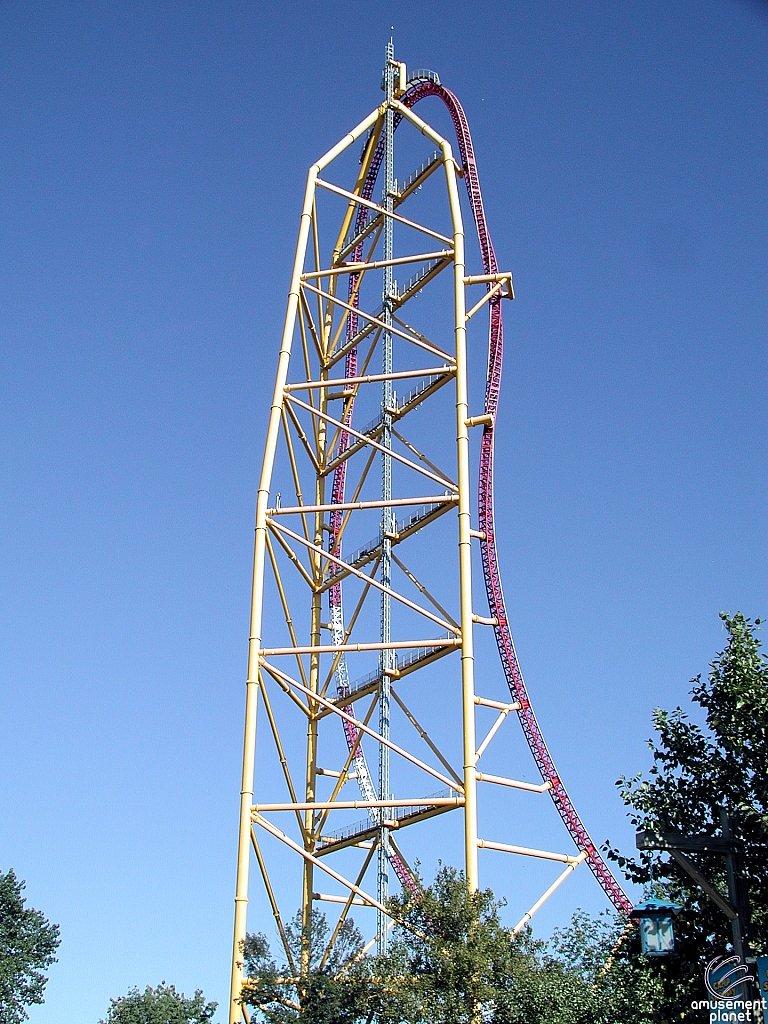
[227,51,592,1024]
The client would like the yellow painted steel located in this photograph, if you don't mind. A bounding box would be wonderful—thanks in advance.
[229,92,521,1022]
[229,106,381,1023]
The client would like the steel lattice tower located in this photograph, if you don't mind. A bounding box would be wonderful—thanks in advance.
[229,46,631,1024]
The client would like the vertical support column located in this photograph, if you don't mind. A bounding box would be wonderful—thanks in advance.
[721,810,755,1002]
[443,147,478,893]
[377,38,395,955]
[229,168,318,1024]
[301,375,327,973]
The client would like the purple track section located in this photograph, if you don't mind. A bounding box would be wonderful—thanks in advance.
[328,79,632,916]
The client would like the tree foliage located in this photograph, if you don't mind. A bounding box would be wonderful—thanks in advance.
[242,909,370,1024]
[243,867,670,1024]
[0,868,60,1024]
[98,982,217,1024]
[373,863,541,1024]
[377,867,667,1024]
[546,910,667,1024]
[605,611,768,1019]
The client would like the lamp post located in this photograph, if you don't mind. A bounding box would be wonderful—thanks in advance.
[636,811,756,1001]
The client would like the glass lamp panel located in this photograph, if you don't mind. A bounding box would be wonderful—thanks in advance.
[639,916,675,956]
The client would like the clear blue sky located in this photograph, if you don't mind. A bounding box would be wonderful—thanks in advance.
[1,2,765,1020]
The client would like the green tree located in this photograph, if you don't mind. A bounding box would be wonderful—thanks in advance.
[546,910,667,1024]
[374,864,516,1023]
[98,983,217,1024]
[606,611,768,1020]
[242,910,370,1024]
[241,869,673,1024]
[0,868,60,1024]
[372,863,584,1024]
[242,870,554,1024]
[379,868,680,1024]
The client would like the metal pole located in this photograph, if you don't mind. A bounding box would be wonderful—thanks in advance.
[229,103,381,1021]
[443,141,478,893]
[377,37,395,955]
[721,813,746,963]
[721,811,755,1002]
[391,96,479,894]
[229,166,318,1024]
[301,381,327,975]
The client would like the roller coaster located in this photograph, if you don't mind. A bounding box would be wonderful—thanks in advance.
[229,44,631,1023]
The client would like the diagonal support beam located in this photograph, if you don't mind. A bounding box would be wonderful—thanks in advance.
[512,851,588,934]
[391,551,459,630]
[253,813,392,918]
[301,281,453,363]
[327,223,383,358]
[283,399,322,475]
[668,849,737,920]
[475,706,518,762]
[320,841,379,970]
[268,519,457,633]
[259,663,311,718]
[315,691,380,838]
[266,534,309,688]
[257,673,308,843]
[279,409,311,543]
[315,177,453,245]
[390,427,450,485]
[285,393,457,490]
[320,553,381,699]
[299,288,324,362]
[267,521,317,591]
[390,685,462,786]
[259,658,463,793]
[250,826,297,974]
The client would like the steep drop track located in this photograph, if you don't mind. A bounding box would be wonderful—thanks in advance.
[329,78,632,917]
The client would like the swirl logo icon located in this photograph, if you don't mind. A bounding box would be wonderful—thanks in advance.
[705,955,756,1000]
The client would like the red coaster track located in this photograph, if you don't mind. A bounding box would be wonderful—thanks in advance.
[330,78,632,917]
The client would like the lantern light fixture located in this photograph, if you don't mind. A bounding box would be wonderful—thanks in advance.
[630,896,683,957]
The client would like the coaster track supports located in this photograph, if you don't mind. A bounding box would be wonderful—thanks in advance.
[228,45,631,1024]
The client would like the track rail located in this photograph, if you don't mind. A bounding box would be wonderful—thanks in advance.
[402,80,631,916]
[328,162,421,898]
[329,79,631,916]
